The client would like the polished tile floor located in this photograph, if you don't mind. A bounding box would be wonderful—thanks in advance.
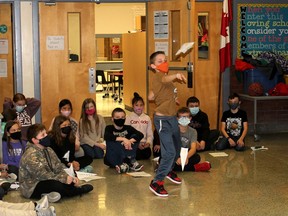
[95,91,126,117]
[3,133,288,216]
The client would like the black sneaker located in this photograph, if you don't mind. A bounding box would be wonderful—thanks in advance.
[115,163,130,174]
[80,184,94,194]
[0,182,11,194]
[149,180,168,197]
[130,161,144,172]
[166,171,182,184]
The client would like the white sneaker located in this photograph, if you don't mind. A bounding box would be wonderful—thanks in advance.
[37,206,56,216]
[36,195,49,210]
[41,192,61,203]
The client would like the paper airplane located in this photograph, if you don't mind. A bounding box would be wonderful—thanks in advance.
[63,151,70,162]
[126,171,152,178]
[76,171,105,182]
[251,146,268,151]
[175,42,194,56]
[180,147,188,171]
[64,164,75,177]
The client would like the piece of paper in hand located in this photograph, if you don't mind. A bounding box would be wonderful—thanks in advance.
[180,147,188,171]
[63,151,70,162]
[175,42,194,56]
[64,164,75,177]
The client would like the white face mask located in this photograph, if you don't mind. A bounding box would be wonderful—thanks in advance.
[61,110,71,117]
[178,117,190,126]
[15,105,26,113]
[189,107,199,116]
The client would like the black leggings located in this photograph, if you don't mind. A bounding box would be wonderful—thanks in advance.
[31,180,83,199]
[173,153,201,172]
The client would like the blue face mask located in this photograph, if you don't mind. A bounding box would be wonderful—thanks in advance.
[178,117,191,126]
[229,103,239,110]
[189,107,199,116]
[15,105,26,113]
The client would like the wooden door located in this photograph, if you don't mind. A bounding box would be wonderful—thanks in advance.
[147,0,195,116]
[195,2,222,129]
[39,3,96,128]
[0,3,14,113]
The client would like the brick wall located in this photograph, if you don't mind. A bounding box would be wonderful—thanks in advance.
[230,66,288,134]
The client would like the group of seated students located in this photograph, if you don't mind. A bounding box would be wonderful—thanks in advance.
[0,92,247,215]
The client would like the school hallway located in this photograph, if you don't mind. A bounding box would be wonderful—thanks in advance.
[3,132,288,216]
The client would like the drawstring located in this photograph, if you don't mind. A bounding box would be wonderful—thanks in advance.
[158,119,162,133]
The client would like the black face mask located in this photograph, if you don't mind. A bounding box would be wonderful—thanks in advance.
[114,118,125,127]
[10,131,22,140]
[61,126,72,135]
[39,135,51,147]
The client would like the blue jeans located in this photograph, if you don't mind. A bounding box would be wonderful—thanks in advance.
[104,141,139,167]
[216,136,245,151]
[153,115,181,181]
[81,144,104,159]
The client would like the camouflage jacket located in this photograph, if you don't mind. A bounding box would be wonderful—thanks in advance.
[19,142,68,198]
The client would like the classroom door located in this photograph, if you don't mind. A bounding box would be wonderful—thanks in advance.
[0,3,14,113]
[39,3,96,127]
[194,2,222,129]
[146,0,196,116]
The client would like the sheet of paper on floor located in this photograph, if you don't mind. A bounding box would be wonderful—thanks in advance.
[209,152,229,157]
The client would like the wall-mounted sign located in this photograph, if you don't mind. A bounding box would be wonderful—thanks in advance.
[0,25,7,34]
[0,59,7,77]
[154,11,169,39]
[155,41,168,55]
[46,36,64,50]
[238,4,288,57]
[0,39,8,54]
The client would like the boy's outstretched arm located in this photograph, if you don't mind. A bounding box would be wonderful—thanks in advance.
[162,73,187,83]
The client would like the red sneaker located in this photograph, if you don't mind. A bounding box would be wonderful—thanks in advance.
[149,180,168,197]
[166,171,182,184]
[194,161,211,172]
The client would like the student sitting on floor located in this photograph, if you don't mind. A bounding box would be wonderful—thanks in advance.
[2,120,27,179]
[79,98,106,159]
[19,123,93,200]
[3,93,41,141]
[49,99,84,159]
[104,108,144,174]
[49,115,93,173]
[173,107,211,172]
[125,92,153,160]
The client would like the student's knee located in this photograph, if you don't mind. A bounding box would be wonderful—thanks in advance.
[215,137,228,150]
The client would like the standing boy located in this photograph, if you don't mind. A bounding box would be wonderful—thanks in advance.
[104,108,144,173]
[148,51,187,197]
[216,93,248,151]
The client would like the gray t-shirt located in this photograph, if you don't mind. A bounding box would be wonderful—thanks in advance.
[180,127,197,149]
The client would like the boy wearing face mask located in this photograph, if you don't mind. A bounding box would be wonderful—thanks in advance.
[19,123,93,200]
[104,108,144,174]
[173,107,211,172]
[186,96,220,151]
[148,51,187,197]
[216,93,248,151]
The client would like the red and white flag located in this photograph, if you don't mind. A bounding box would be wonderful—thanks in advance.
[219,0,232,73]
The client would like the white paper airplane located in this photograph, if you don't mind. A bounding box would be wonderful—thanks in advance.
[175,42,194,56]
[63,151,70,162]
[64,164,75,177]
[180,147,188,171]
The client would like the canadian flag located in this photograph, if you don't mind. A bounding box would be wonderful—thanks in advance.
[219,0,232,73]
